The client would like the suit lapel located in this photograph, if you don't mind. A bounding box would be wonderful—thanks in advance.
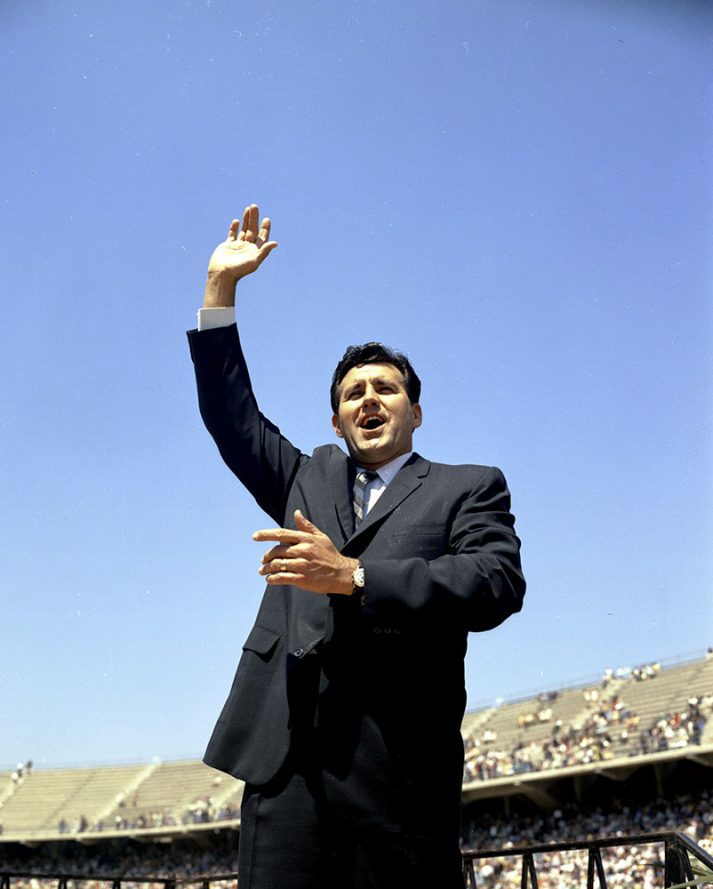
[328,449,356,542]
[346,453,431,545]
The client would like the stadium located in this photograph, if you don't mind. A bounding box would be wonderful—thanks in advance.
[1,650,712,888]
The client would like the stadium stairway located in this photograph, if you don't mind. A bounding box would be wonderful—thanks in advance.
[92,759,160,828]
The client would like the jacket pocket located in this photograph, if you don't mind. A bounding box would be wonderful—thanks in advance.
[242,624,281,660]
[392,525,449,558]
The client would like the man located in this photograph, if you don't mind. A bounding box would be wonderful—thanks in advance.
[188,204,526,889]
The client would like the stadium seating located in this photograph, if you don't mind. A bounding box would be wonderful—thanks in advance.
[0,651,710,841]
[463,653,713,781]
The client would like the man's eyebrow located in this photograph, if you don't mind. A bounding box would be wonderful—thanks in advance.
[368,376,400,388]
[344,375,397,392]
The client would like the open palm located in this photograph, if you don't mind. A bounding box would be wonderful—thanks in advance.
[208,204,278,282]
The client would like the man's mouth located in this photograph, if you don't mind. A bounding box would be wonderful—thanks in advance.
[360,416,385,431]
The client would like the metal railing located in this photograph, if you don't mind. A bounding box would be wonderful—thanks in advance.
[0,831,711,889]
[462,831,713,889]
[0,876,238,889]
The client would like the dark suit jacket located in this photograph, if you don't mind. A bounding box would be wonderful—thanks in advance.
[188,323,525,836]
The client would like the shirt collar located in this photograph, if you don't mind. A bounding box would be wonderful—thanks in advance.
[356,451,413,487]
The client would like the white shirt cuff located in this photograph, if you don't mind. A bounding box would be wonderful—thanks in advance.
[197,306,236,331]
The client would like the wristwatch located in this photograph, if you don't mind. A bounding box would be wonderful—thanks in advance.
[352,562,365,602]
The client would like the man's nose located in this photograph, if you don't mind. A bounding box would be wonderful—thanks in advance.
[362,388,379,407]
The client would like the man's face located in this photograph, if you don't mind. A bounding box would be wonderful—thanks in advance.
[331,362,422,469]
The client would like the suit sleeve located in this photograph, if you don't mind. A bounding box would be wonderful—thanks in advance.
[187,323,307,524]
[360,467,525,633]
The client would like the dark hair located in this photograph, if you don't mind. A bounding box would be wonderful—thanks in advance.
[330,342,421,413]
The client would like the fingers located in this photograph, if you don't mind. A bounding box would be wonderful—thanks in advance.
[229,206,278,270]
[259,556,307,580]
[264,567,302,585]
[255,215,278,257]
[260,542,293,564]
[255,240,279,267]
[237,206,249,240]
[257,217,271,244]
[252,528,306,544]
[256,542,307,580]
[253,512,325,583]
[255,535,304,579]
[294,509,317,532]
[238,204,259,242]
[259,553,290,576]
[253,512,321,541]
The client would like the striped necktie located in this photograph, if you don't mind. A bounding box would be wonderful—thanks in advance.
[353,469,378,527]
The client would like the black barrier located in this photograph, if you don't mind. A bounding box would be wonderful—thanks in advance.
[0,831,711,889]
[0,875,237,889]
[462,831,713,889]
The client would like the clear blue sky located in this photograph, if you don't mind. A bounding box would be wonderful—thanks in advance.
[1,0,711,770]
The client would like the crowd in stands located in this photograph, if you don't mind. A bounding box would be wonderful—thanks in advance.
[0,789,711,889]
[464,664,713,783]
[639,697,713,754]
[595,661,661,687]
[466,693,634,780]
[601,662,662,684]
[56,797,240,835]
[515,692,559,729]
[463,789,713,889]
[0,839,236,886]
[465,693,636,780]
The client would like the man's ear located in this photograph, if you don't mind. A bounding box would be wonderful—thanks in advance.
[332,414,343,438]
[411,404,423,430]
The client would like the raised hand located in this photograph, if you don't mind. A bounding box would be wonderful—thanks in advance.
[203,204,278,307]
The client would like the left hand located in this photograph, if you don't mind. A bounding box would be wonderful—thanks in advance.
[254,510,359,595]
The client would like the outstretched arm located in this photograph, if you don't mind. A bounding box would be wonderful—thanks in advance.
[190,204,303,523]
[203,204,278,309]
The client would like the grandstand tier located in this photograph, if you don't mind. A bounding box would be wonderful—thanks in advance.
[1,650,711,852]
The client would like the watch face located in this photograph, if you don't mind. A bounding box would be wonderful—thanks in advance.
[353,566,365,588]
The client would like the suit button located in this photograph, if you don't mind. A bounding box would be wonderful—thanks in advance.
[293,648,305,658]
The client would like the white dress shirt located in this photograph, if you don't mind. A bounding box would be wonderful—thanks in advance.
[353,453,413,517]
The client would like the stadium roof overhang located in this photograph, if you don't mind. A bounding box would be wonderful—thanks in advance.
[0,819,242,848]
[461,744,713,809]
